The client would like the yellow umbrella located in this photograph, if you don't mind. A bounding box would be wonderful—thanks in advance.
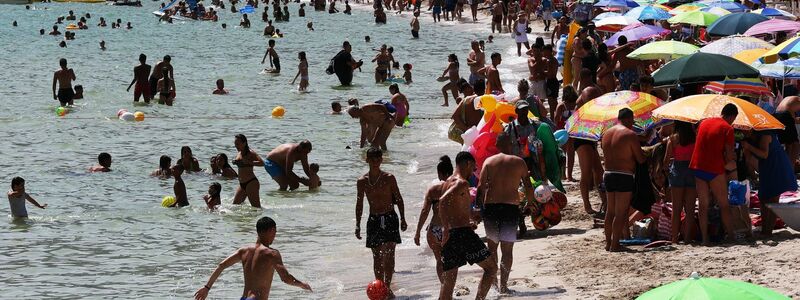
[653,94,783,130]
[733,48,771,64]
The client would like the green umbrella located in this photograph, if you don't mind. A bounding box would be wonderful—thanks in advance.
[637,272,790,300]
[628,41,699,60]
[668,11,719,26]
[653,52,759,86]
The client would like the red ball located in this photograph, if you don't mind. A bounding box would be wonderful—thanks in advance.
[553,192,567,209]
[367,280,389,300]
[532,215,550,231]
[548,210,562,226]
[542,201,560,219]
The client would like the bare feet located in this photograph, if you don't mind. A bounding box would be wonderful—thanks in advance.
[500,285,510,294]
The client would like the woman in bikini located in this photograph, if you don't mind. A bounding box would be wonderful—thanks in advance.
[570,28,588,89]
[413,155,453,283]
[291,51,309,92]
[232,134,264,208]
[177,146,202,172]
[214,153,239,179]
[371,45,391,83]
[440,54,460,107]
[157,67,175,106]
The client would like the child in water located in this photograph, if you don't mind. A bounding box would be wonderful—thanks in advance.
[331,101,342,114]
[307,163,321,190]
[7,177,47,219]
[212,79,228,95]
[402,63,412,83]
[203,182,222,210]
[291,51,309,91]
[89,152,112,172]
[171,164,189,207]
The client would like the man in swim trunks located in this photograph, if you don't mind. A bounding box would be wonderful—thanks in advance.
[491,0,503,33]
[355,147,407,299]
[690,104,738,245]
[330,41,363,86]
[264,141,313,191]
[149,55,174,99]
[52,58,76,107]
[478,52,504,94]
[439,151,496,300]
[194,217,312,300]
[410,10,420,38]
[477,132,533,293]
[527,44,547,101]
[466,40,486,96]
[349,103,395,150]
[261,39,280,73]
[610,36,639,91]
[543,44,560,118]
[127,54,152,103]
[600,108,645,252]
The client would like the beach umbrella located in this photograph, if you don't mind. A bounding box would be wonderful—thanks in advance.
[652,3,672,10]
[627,40,699,60]
[594,0,640,8]
[707,13,770,36]
[704,77,774,97]
[604,24,670,46]
[595,16,642,32]
[703,1,747,13]
[625,5,672,20]
[752,58,800,79]
[701,6,731,16]
[752,7,797,20]
[668,11,720,26]
[760,36,800,63]
[637,272,791,300]
[566,91,665,141]
[733,48,771,64]
[670,4,705,15]
[653,95,784,130]
[744,19,800,36]
[593,11,623,21]
[699,35,774,56]
[652,52,760,85]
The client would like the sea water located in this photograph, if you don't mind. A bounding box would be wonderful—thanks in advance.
[0,2,524,298]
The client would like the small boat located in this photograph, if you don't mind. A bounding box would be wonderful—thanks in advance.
[110,0,142,6]
[0,0,33,5]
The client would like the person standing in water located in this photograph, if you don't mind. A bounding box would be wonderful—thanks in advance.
[194,217,312,300]
[261,39,280,73]
[414,155,453,283]
[52,58,76,107]
[291,51,309,92]
[264,141,313,191]
[330,41,363,86]
[232,134,265,208]
[127,54,152,103]
[389,84,408,127]
[348,103,395,151]
[410,10,420,38]
[438,152,495,300]
[171,164,189,207]
[355,147,407,299]
[371,44,391,83]
[466,40,486,96]
[439,54,460,107]
[7,177,47,220]
[478,52,504,94]
[157,68,176,105]
[149,55,174,100]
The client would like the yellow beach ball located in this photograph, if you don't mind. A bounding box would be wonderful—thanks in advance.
[134,111,145,122]
[272,106,285,118]
[161,196,176,207]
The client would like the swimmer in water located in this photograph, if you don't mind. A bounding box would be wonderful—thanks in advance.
[389,84,409,127]
[151,155,172,178]
[214,153,239,179]
[331,101,342,115]
[261,39,280,74]
[177,146,202,172]
[73,85,83,100]
[157,67,175,105]
[89,152,112,172]
[307,163,321,190]
[306,21,314,31]
[232,134,265,208]
[99,40,106,51]
[193,217,312,300]
[264,141,314,191]
[290,51,309,91]
[402,63,412,84]
[52,58,76,107]
[171,164,189,207]
[7,177,47,219]
[203,182,222,211]
[212,79,228,95]
[240,13,251,28]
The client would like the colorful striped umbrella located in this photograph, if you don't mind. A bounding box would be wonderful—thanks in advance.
[604,24,671,46]
[704,77,774,97]
[670,4,705,15]
[744,19,800,36]
[624,5,672,20]
[565,91,664,141]
[653,94,784,130]
[707,13,770,36]
[760,36,800,63]
[699,35,774,56]
[628,40,699,60]
[733,48,770,64]
[752,7,797,20]
[595,16,642,32]
[668,11,719,26]
[752,58,800,79]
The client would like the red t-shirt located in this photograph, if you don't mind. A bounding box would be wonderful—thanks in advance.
[690,118,734,175]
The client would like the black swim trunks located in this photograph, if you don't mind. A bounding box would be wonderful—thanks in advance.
[442,227,491,271]
[148,76,159,99]
[366,211,401,248]
[573,138,597,150]
[411,30,419,38]
[273,57,281,72]
[603,172,635,193]
[482,203,520,243]
[57,88,74,106]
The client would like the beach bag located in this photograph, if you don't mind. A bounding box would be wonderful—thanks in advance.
[728,180,750,206]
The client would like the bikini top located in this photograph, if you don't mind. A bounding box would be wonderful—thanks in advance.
[673,142,694,161]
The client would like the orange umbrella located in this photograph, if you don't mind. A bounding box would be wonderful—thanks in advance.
[652,94,783,130]
[733,48,770,64]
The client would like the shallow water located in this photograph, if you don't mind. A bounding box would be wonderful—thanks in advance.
[0,2,527,298]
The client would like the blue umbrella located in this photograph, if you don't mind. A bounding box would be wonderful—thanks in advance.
[703,1,748,13]
[594,0,639,8]
[708,13,770,36]
[625,6,672,20]
[752,58,800,79]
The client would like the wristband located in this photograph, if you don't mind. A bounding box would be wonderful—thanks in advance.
[204,285,211,290]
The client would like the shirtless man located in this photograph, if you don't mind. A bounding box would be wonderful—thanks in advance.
[355,148,407,299]
[127,54,152,103]
[600,108,645,251]
[478,52,504,95]
[89,152,112,173]
[527,44,546,101]
[610,37,639,91]
[264,141,313,191]
[263,20,275,36]
[349,103,395,150]
[261,39,280,73]
[439,152,496,300]
[389,84,409,127]
[466,40,486,96]
[478,132,533,293]
[149,55,174,100]
[194,217,312,300]
[49,25,61,35]
[410,10,420,38]
[543,44,560,118]
[52,58,76,107]
[491,0,503,33]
